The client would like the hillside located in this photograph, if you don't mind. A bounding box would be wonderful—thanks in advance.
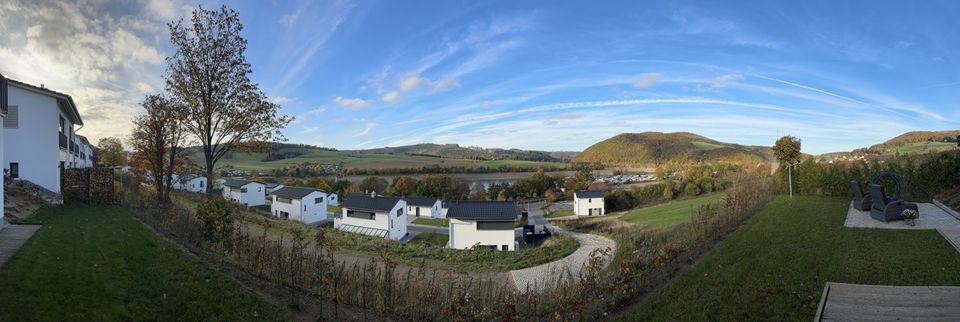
[819,130,960,159]
[572,132,771,167]
[875,130,960,147]
[348,143,570,162]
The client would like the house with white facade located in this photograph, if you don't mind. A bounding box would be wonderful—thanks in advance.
[326,193,339,206]
[574,190,605,216]
[173,175,207,193]
[1,73,8,229]
[405,196,442,218]
[221,179,265,207]
[264,183,285,194]
[2,77,84,194]
[75,135,93,168]
[270,186,328,224]
[447,201,518,251]
[335,193,407,240]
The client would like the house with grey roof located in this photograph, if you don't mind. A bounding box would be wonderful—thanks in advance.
[405,196,442,219]
[446,200,518,251]
[173,175,207,193]
[574,190,605,216]
[270,186,328,224]
[335,192,407,240]
[221,179,265,207]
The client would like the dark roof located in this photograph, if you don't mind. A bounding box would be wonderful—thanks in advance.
[76,135,90,145]
[405,196,439,207]
[575,190,604,198]
[271,186,321,199]
[264,183,282,189]
[342,193,404,212]
[445,201,517,221]
[224,179,259,189]
[6,77,83,125]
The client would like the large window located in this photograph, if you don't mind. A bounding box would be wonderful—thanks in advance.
[277,197,291,204]
[346,210,375,220]
[477,221,514,230]
[315,197,323,204]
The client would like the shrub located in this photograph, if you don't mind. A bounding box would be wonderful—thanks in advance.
[696,177,714,193]
[662,182,675,201]
[683,182,701,197]
[196,196,235,243]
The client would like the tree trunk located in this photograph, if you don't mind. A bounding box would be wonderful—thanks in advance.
[205,146,215,195]
[788,165,793,198]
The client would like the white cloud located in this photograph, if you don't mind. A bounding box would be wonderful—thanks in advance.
[633,73,661,89]
[135,82,155,94]
[354,122,378,137]
[712,73,743,88]
[271,96,292,105]
[398,75,423,91]
[430,78,461,93]
[334,96,372,109]
[381,91,399,102]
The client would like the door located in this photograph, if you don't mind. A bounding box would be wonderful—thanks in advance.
[416,207,420,217]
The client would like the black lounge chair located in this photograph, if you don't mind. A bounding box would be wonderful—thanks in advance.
[869,184,919,222]
[849,181,872,211]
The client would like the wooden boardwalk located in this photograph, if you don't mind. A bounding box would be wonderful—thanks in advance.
[0,225,41,267]
[816,282,960,321]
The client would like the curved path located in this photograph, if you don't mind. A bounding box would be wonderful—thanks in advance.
[510,204,617,292]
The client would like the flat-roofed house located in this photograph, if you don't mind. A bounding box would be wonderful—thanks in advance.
[447,200,518,251]
[405,196,442,219]
[335,193,407,240]
[574,190,605,216]
[221,179,265,207]
[270,186,328,224]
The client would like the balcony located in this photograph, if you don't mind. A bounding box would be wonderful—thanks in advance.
[59,134,67,149]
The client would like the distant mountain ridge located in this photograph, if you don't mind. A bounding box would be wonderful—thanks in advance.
[347,143,574,162]
[572,132,772,167]
[871,130,960,149]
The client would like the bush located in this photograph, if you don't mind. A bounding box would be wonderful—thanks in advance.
[196,197,235,243]
[696,177,714,193]
[683,182,701,197]
[662,182,675,201]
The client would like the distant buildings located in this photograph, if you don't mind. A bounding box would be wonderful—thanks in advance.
[221,179,265,207]
[574,190,605,216]
[405,196,442,219]
[446,200,518,251]
[173,175,207,193]
[335,193,407,240]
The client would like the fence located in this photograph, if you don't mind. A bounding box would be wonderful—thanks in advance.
[62,167,116,205]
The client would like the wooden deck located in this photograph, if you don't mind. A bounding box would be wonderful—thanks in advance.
[816,282,960,321]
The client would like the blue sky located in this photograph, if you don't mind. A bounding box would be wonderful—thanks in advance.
[1,1,959,154]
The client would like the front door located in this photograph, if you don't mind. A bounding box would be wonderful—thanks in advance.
[416,207,420,217]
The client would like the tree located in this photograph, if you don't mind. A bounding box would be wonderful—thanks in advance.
[130,95,189,203]
[389,176,416,196]
[470,183,489,200]
[97,137,128,167]
[359,177,388,193]
[773,135,802,197]
[165,5,292,194]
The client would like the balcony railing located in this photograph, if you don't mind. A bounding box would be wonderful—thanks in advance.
[59,134,67,149]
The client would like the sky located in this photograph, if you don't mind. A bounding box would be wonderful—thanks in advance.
[1,1,959,155]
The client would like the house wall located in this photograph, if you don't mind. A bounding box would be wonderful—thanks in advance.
[3,86,62,193]
[222,183,265,207]
[326,193,338,206]
[408,201,441,218]
[271,191,327,224]
[1,110,5,228]
[337,200,407,240]
[574,196,605,216]
[448,218,515,251]
[175,177,207,193]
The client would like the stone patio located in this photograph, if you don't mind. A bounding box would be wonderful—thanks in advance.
[844,202,960,253]
[0,225,41,267]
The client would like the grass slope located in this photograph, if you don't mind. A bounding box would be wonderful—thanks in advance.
[0,206,285,321]
[411,217,449,227]
[632,196,960,321]
[619,192,727,228]
[572,132,770,167]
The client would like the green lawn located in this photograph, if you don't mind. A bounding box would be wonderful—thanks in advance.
[411,217,449,227]
[327,205,342,214]
[886,141,956,155]
[546,209,574,218]
[409,233,449,247]
[619,192,727,228]
[0,206,285,321]
[632,196,960,321]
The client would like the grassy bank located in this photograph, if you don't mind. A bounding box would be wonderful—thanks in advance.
[411,217,449,227]
[632,196,960,321]
[0,206,285,321]
[619,192,726,228]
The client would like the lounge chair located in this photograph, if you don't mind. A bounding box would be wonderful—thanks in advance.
[869,184,919,222]
[849,181,872,211]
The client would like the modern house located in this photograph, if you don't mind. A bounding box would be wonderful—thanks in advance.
[326,193,339,206]
[574,190,605,216]
[335,192,407,240]
[75,135,93,168]
[264,183,285,194]
[405,196,442,218]
[173,175,207,193]
[221,179,265,207]
[270,186,328,224]
[2,77,84,194]
[1,73,8,229]
[447,200,518,251]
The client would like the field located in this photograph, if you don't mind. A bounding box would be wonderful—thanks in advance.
[632,196,960,320]
[197,147,569,171]
[884,141,957,155]
[0,206,285,321]
[619,192,727,228]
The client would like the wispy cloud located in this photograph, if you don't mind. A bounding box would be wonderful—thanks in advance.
[334,96,372,109]
[381,91,399,102]
[712,73,743,88]
[633,73,661,88]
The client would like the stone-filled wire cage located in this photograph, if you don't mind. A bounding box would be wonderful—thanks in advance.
[63,168,117,205]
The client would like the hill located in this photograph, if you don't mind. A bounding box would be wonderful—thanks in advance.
[572,132,771,168]
[347,143,571,162]
[819,130,960,159]
[876,130,960,147]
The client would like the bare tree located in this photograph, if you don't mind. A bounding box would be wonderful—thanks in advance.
[131,95,190,203]
[165,5,292,194]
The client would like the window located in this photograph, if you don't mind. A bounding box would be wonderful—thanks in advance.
[477,221,514,230]
[9,162,18,179]
[502,245,508,251]
[59,116,65,134]
[346,210,375,220]
[3,106,17,128]
[240,188,248,193]
[304,205,307,211]
[396,209,403,217]
[589,198,592,203]
[315,197,322,204]
[199,181,204,187]
[277,197,291,204]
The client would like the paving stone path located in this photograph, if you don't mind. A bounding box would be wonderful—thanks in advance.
[0,225,41,267]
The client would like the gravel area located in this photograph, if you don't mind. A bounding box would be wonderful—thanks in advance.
[844,202,960,253]
[509,231,616,292]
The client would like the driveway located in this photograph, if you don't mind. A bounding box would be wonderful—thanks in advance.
[408,224,447,235]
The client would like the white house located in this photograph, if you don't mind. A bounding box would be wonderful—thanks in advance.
[221,179,265,207]
[574,190,605,216]
[264,183,284,194]
[1,73,8,229]
[447,201,517,251]
[2,77,83,194]
[335,193,407,240]
[173,175,207,193]
[405,196,442,218]
[326,193,339,206]
[75,135,93,168]
[270,186,328,224]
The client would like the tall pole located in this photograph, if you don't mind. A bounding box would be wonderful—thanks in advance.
[788,164,793,198]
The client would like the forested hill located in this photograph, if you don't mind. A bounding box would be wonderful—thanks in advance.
[572,132,771,168]
[347,143,574,162]
[872,130,960,149]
